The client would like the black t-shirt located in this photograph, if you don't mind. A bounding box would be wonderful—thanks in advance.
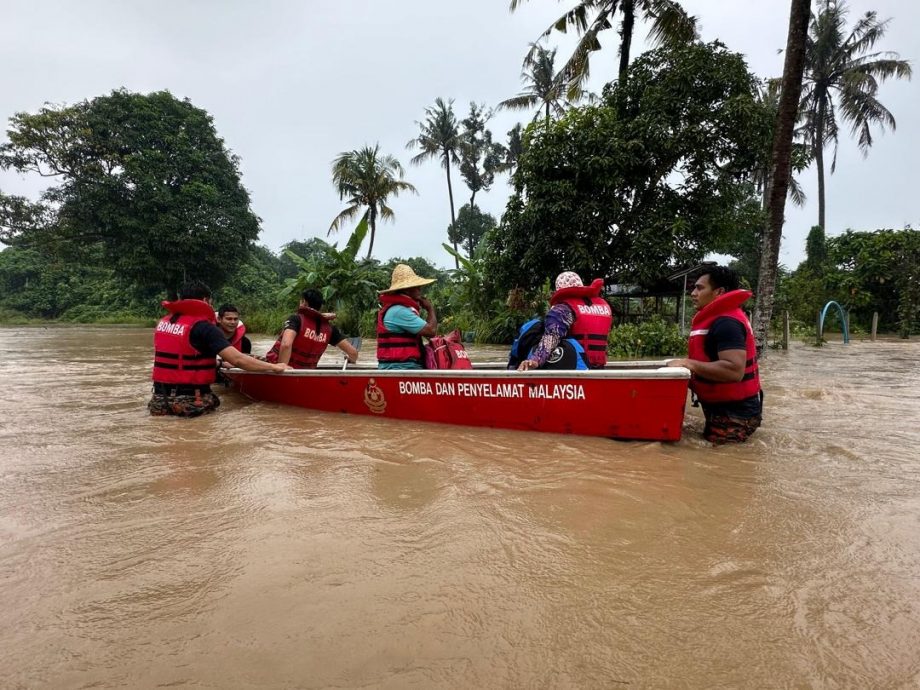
[190,321,232,357]
[283,314,345,346]
[701,316,762,418]
[216,329,252,354]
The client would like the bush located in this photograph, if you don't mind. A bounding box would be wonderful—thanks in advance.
[607,317,685,359]
[0,306,35,324]
[241,307,290,336]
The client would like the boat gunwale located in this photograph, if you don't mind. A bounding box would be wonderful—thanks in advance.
[227,363,690,381]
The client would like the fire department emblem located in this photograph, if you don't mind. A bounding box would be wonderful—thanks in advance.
[363,378,387,414]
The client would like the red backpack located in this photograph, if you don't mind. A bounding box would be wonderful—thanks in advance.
[424,329,473,369]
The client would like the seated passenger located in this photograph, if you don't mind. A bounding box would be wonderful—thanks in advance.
[266,289,359,368]
[515,271,613,371]
[376,264,437,370]
[215,304,251,354]
[508,317,588,370]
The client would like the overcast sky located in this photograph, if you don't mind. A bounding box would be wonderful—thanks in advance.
[1,0,916,271]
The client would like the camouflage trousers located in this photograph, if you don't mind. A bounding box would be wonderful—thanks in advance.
[148,389,221,418]
[703,412,762,444]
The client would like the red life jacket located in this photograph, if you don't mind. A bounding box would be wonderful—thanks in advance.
[549,278,613,368]
[215,313,246,349]
[376,293,424,364]
[265,306,332,369]
[687,290,761,403]
[152,299,218,386]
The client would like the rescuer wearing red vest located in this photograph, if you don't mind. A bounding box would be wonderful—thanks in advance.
[516,271,614,371]
[216,304,251,354]
[667,265,763,443]
[150,281,290,417]
[376,264,438,370]
[265,289,359,368]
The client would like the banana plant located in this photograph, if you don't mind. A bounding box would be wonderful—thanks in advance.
[280,212,386,330]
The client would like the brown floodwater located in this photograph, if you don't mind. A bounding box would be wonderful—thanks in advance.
[1,325,919,688]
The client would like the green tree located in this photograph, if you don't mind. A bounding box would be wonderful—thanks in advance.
[406,98,462,265]
[752,0,811,352]
[384,256,444,282]
[721,197,767,290]
[490,41,770,291]
[510,0,697,98]
[774,226,836,333]
[287,214,387,335]
[213,244,288,313]
[448,204,497,256]
[803,224,829,275]
[328,144,416,260]
[458,103,507,211]
[497,44,567,124]
[800,0,912,229]
[827,228,920,337]
[277,238,333,279]
[0,244,157,320]
[504,123,525,176]
[0,90,260,299]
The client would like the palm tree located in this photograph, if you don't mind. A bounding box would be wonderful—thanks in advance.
[329,145,416,260]
[800,0,912,229]
[752,78,809,211]
[752,0,812,353]
[406,98,462,266]
[509,0,697,98]
[497,44,568,124]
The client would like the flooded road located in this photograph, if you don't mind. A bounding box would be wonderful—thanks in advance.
[1,326,919,688]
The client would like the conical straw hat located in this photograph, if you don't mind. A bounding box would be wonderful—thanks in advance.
[380,263,436,293]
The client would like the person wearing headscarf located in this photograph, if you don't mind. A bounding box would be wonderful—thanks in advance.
[516,271,613,371]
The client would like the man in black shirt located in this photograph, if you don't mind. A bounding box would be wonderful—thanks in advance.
[149,281,289,417]
[216,304,252,354]
[269,289,359,367]
[668,266,763,443]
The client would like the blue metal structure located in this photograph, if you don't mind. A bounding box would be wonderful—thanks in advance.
[819,301,850,344]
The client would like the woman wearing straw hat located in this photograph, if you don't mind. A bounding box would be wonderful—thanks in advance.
[376,263,438,369]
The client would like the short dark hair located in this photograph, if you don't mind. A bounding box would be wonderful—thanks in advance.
[301,288,323,310]
[699,265,739,292]
[217,304,239,317]
[179,280,212,300]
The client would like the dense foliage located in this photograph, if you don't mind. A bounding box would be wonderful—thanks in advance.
[776,226,920,338]
[0,90,260,299]
[607,317,686,359]
[447,204,496,256]
[490,41,771,292]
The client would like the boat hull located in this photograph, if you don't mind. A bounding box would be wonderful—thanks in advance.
[227,365,690,441]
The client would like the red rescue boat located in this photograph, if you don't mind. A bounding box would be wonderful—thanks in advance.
[226,362,690,441]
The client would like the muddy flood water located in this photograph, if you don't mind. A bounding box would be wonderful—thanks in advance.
[1,325,919,688]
